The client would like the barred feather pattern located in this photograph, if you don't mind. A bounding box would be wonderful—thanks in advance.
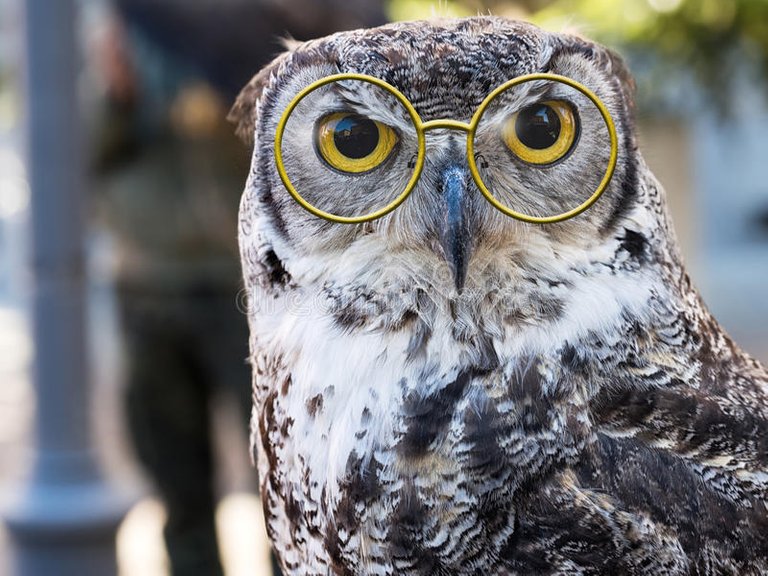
[234,17,768,576]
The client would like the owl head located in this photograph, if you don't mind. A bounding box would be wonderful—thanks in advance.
[232,17,679,327]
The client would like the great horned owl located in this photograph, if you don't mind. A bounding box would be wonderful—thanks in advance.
[230,17,768,575]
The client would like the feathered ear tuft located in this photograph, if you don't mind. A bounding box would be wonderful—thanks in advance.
[549,33,637,113]
[229,41,299,146]
[228,64,276,146]
[601,46,637,112]
[279,34,303,52]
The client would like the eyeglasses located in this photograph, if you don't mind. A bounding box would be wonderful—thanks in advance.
[274,72,618,224]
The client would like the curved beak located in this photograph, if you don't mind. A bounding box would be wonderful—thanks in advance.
[438,165,473,293]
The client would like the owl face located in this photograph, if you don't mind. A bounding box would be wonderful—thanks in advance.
[235,17,641,303]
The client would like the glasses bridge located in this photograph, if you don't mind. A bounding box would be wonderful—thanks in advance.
[420,119,473,132]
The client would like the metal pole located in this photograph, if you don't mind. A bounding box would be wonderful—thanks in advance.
[1,1,129,574]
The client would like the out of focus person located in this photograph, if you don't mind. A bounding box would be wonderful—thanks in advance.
[91,17,254,576]
[88,2,386,575]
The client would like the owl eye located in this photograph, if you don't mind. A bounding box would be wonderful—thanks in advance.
[315,112,398,174]
[503,100,578,165]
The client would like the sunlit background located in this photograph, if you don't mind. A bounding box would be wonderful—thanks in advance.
[1,0,767,575]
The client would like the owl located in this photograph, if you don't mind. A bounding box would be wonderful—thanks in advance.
[230,17,768,575]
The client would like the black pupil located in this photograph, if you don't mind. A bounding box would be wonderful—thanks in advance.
[515,104,561,150]
[333,115,379,159]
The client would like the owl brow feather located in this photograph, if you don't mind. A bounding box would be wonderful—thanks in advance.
[329,81,408,125]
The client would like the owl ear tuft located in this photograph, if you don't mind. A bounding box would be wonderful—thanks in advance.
[229,41,300,146]
[229,40,303,146]
[228,64,276,146]
[600,46,637,112]
[549,36,637,113]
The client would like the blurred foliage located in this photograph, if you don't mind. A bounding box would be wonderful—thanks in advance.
[0,70,16,133]
[388,0,768,112]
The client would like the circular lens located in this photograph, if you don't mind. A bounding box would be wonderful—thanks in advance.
[316,112,398,173]
[470,74,617,223]
[275,75,424,223]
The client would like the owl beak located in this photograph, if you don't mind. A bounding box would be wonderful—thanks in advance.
[438,165,473,293]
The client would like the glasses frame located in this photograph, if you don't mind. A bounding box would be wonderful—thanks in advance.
[274,72,619,225]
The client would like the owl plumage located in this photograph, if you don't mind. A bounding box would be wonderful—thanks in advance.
[230,17,768,575]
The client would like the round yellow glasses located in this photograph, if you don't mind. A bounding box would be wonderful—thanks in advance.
[274,72,618,224]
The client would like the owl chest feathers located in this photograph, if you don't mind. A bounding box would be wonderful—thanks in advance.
[250,251,683,573]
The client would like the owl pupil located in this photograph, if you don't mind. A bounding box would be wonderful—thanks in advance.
[334,116,379,159]
[515,104,561,149]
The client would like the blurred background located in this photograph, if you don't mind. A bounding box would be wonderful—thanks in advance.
[0,0,766,575]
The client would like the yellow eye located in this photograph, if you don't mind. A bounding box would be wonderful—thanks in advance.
[503,100,578,165]
[315,112,398,174]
